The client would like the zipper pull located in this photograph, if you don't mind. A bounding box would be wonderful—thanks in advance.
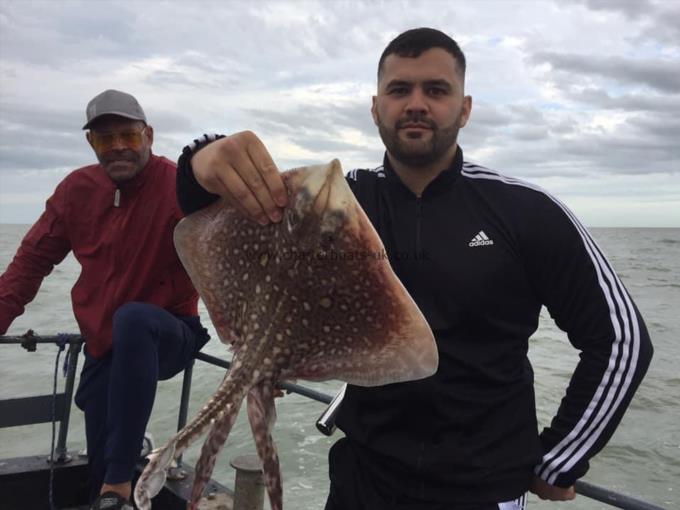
[114,188,121,207]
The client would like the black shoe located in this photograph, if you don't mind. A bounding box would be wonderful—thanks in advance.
[90,491,134,510]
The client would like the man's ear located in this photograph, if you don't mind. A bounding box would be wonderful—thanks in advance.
[85,131,95,151]
[371,96,379,126]
[145,125,154,146]
[459,95,472,128]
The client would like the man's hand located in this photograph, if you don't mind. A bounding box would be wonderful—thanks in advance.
[191,131,288,225]
[530,476,576,501]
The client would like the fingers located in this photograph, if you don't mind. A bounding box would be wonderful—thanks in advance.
[247,135,288,209]
[191,131,287,224]
[221,160,275,225]
[530,476,576,501]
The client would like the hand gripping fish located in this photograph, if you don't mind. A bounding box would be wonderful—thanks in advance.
[134,160,438,510]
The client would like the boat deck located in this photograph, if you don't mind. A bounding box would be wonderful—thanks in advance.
[0,451,233,510]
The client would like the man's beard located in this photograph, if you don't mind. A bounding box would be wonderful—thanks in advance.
[378,113,461,167]
[97,149,146,182]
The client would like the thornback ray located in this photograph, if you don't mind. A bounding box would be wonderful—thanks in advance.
[134,159,437,510]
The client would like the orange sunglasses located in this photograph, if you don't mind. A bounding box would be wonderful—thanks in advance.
[90,126,147,152]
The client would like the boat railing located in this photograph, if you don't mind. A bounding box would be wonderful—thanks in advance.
[0,334,668,510]
[0,332,83,464]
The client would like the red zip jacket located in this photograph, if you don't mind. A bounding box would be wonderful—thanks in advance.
[0,154,198,358]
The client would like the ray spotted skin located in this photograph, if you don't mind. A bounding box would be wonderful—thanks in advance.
[247,381,281,508]
[188,372,245,510]
[134,160,437,510]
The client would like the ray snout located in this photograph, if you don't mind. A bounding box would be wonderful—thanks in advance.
[292,159,360,236]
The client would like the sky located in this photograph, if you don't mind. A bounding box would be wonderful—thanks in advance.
[0,0,678,227]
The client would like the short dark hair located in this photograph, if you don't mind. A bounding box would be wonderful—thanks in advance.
[377,27,466,80]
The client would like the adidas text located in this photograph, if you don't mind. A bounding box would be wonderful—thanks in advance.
[469,239,494,247]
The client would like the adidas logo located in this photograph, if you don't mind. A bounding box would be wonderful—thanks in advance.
[468,230,494,247]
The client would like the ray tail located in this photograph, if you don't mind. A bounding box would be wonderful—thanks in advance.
[134,362,249,509]
[247,380,282,510]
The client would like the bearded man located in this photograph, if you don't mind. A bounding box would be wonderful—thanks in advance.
[174,28,652,510]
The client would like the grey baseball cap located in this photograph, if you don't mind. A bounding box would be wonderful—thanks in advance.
[82,89,147,130]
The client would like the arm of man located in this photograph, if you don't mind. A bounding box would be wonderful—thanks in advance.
[522,193,653,498]
[0,182,72,334]
[176,131,287,222]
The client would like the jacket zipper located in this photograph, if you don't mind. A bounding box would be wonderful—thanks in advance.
[417,441,426,497]
[113,188,122,288]
[415,196,425,495]
[415,198,422,256]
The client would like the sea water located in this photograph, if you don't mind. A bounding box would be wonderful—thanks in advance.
[0,224,678,509]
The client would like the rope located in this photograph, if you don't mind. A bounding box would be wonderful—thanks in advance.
[48,334,69,510]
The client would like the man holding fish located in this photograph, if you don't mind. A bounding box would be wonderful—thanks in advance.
[176,28,652,510]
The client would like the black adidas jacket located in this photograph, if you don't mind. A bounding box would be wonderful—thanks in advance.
[176,137,653,504]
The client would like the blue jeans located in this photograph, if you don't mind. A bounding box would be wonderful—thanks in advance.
[74,302,209,501]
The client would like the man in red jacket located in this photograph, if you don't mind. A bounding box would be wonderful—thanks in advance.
[0,90,209,510]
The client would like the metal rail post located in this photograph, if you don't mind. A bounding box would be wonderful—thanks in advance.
[230,455,265,510]
[54,338,82,463]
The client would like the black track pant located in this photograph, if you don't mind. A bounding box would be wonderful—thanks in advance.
[324,438,527,510]
[74,302,209,501]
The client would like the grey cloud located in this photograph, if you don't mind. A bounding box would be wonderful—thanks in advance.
[143,69,240,91]
[641,4,680,46]
[288,136,366,154]
[623,113,680,162]
[0,1,382,80]
[0,103,82,134]
[548,117,578,135]
[54,9,136,48]
[0,110,89,171]
[463,103,553,146]
[575,0,680,47]
[0,125,90,172]
[245,100,374,139]
[462,102,678,179]
[460,124,500,147]
[0,2,142,67]
[566,88,680,113]
[558,136,676,173]
[458,102,512,145]
[476,136,669,180]
[512,126,549,141]
[469,103,514,125]
[469,141,592,178]
[526,120,676,176]
[275,144,383,171]
[0,142,90,172]
[532,52,678,93]
[507,104,547,124]
[171,54,252,78]
[143,53,251,91]
[145,110,196,135]
[143,70,204,89]
[574,0,655,19]
[236,98,386,168]
[0,103,89,171]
